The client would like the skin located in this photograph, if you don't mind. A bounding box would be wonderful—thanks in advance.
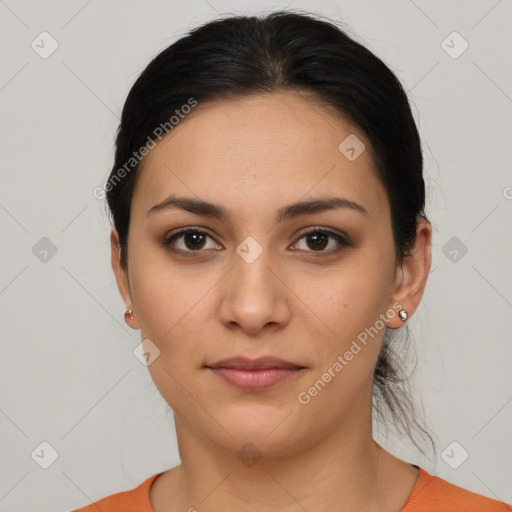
[111,90,432,512]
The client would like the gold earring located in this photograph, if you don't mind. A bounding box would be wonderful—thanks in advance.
[125,309,134,321]
[399,309,408,322]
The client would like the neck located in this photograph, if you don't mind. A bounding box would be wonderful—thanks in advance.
[167,394,393,511]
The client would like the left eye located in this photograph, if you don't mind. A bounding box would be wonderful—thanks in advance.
[163,227,350,256]
[291,229,349,255]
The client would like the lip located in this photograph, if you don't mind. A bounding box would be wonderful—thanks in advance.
[207,356,304,370]
[205,356,306,391]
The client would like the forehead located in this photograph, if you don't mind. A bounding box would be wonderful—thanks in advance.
[131,91,389,223]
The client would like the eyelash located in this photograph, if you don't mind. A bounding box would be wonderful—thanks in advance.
[163,226,352,258]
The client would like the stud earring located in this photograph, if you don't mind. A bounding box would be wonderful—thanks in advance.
[125,309,134,321]
[398,309,408,322]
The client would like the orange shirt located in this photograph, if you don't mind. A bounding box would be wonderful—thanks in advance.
[71,465,512,511]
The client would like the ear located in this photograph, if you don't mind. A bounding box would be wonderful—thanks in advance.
[387,217,432,328]
[110,228,140,330]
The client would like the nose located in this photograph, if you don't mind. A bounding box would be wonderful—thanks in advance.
[218,245,292,336]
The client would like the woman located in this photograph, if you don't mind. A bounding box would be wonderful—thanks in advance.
[73,10,512,512]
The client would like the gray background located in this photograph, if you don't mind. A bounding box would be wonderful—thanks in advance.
[0,0,511,510]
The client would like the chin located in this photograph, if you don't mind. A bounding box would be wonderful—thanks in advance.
[205,407,310,458]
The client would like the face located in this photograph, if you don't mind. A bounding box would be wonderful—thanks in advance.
[111,91,431,457]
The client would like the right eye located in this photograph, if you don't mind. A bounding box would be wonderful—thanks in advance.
[163,227,222,254]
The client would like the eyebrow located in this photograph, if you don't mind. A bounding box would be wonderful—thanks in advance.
[147,194,369,222]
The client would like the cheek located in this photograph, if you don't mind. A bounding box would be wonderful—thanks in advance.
[131,262,210,409]
[295,265,391,400]
[129,251,206,344]
[295,261,389,340]
[294,274,387,418]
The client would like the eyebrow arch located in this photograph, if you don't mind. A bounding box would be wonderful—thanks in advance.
[147,194,369,221]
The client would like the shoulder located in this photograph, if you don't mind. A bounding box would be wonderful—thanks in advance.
[71,473,162,512]
[402,467,512,512]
